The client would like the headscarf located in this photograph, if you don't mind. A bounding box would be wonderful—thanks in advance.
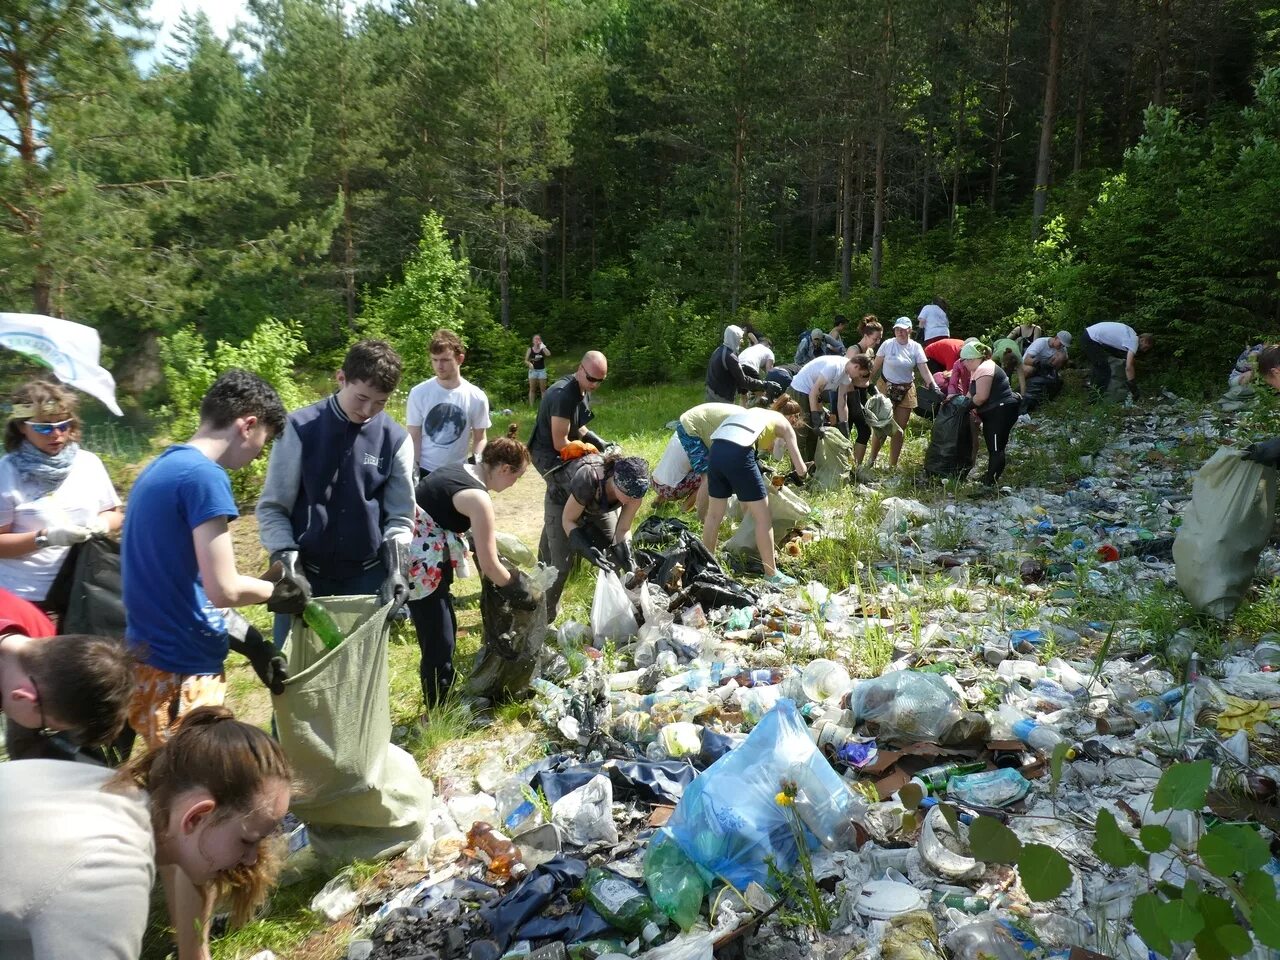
[960,340,990,361]
[723,325,744,351]
[610,456,651,499]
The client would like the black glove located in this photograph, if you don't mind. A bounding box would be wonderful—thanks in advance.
[266,549,310,616]
[1244,436,1280,468]
[609,540,635,574]
[377,539,411,617]
[568,526,611,570]
[784,469,808,487]
[1127,379,1139,400]
[949,395,972,411]
[225,612,288,696]
[496,565,540,611]
[581,429,611,451]
[763,380,784,401]
[836,420,851,438]
[808,410,826,431]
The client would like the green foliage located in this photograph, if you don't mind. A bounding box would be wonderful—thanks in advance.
[604,293,717,387]
[158,318,309,500]
[969,815,1021,864]
[1093,808,1148,868]
[361,214,526,401]
[1016,843,1073,902]
[1153,760,1213,813]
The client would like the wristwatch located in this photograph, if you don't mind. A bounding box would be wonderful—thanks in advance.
[34,530,48,548]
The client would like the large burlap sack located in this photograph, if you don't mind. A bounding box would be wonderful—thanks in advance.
[1174,447,1278,619]
[813,428,853,491]
[276,596,433,864]
[725,484,812,555]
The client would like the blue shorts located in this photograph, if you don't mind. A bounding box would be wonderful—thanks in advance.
[707,439,768,503]
[528,368,548,380]
[675,423,711,475]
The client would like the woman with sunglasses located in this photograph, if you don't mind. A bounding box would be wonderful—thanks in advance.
[0,381,123,609]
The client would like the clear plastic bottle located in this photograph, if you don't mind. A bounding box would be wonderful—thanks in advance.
[1011,718,1077,759]
[1123,687,1185,724]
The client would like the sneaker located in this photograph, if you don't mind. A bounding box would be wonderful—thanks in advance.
[763,570,798,588]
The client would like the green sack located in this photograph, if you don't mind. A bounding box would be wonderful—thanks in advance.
[1174,447,1278,619]
[1106,356,1129,402]
[813,429,853,491]
[276,596,433,865]
[725,484,812,555]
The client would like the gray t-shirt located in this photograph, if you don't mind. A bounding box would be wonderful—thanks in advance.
[0,761,154,959]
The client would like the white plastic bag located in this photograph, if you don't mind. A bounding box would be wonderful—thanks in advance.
[591,569,638,642]
[551,774,619,846]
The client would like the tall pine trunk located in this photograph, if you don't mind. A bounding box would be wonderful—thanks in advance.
[840,136,854,297]
[989,0,1014,208]
[730,109,745,313]
[871,3,892,290]
[1031,0,1065,237]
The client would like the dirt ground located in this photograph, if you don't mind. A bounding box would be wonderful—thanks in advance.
[489,466,549,549]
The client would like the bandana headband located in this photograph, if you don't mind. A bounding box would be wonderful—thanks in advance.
[10,399,63,420]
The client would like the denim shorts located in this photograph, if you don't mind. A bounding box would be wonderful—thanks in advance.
[675,423,711,474]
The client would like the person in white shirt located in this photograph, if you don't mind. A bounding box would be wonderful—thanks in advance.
[738,340,775,379]
[916,297,951,345]
[406,329,492,477]
[1082,321,1153,402]
[869,318,933,468]
[788,353,860,461]
[0,380,123,606]
[1019,331,1072,415]
[0,706,290,960]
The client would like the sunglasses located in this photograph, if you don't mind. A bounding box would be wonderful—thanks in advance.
[580,368,607,384]
[26,419,74,436]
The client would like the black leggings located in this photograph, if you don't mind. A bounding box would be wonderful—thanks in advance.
[407,563,457,707]
[978,402,1019,483]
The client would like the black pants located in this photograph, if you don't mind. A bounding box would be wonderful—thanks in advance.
[407,563,456,707]
[978,402,1020,484]
[1083,331,1126,401]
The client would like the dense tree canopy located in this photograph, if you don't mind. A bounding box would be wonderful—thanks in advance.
[2,0,1279,400]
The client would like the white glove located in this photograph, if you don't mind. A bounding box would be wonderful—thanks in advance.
[44,524,93,547]
[85,516,110,536]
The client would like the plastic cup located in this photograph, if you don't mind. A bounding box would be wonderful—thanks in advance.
[800,659,852,702]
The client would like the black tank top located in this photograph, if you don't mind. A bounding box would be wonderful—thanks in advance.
[415,463,487,533]
[530,345,547,371]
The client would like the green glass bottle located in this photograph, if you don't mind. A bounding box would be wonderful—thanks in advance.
[911,760,988,795]
[303,602,345,650]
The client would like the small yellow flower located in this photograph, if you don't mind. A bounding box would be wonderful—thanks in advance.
[775,791,793,806]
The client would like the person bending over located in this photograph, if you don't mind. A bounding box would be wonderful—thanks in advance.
[1082,321,1153,402]
[706,325,766,403]
[1242,345,1280,467]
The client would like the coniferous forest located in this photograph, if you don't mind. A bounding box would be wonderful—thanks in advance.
[4,1,1280,400]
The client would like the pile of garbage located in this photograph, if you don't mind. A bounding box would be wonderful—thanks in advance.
[326,396,1280,960]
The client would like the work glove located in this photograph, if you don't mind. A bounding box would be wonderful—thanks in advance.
[1127,379,1140,400]
[608,540,635,574]
[836,420,851,438]
[581,429,614,453]
[1244,436,1280,469]
[86,516,111,536]
[808,410,826,431]
[568,526,612,571]
[784,469,808,488]
[266,549,311,616]
[377,539,411,618]
[225,611,288,696]
[495,564,540,611]
[762,380,784,401]
[43,524,93,547]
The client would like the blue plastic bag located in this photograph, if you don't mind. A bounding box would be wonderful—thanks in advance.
[657,699,865,890]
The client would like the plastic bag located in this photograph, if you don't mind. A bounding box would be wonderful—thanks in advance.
[659,699,865,890]
[923,400,974,480]
[851,671,963,742]
[591,569,639,642]
[551,774,619,847]
[1174,446,1278,619]
[724,484,812,555]
[813,428,853,491]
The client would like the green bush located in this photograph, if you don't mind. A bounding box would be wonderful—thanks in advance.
[604,292,717,386]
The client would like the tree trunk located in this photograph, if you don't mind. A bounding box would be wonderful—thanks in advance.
[12,54,50,314]
[1031,0,1066,237]
[853,140,866,255]
[989,0,1013,208]
[497,145,511,327]
[541,181,550,291]
[730,109,746,313]
[809,165,821,268]
[870,124,887,290]
[341,173,357,329]
[1153,0,1170,106]
[1073,1,1091,174]
[840,136,854,298]
[920,131,930,235]
[560,173,568,300]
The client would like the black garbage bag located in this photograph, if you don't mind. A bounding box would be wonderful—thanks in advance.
[924,399,975,480]
[914,384,945,420]
[1022,372,1062,413]
[466,574,550,702]
[44,535,125,637]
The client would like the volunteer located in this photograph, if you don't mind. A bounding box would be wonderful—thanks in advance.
[957,341,1021,486]
[0,706,290,960]
[852,316,883,359]
[543,451,650,619]
[916,297,951,345]
[788,352,860,461]
[528,351,610,475]
[706,324,766,403]
[1242,345,1280,466]
[650,401,743,515]
[406,328,491,479]
[700,407,808,589]
[1008,317,1044,352]
[842,355,878,470]
[1081,321,1154,401]
[794,326,839,365]
[1020,331,1072,413]
[738,338,775,380]
[827,315,849,352]
[525,333,552,405]
[990,337,1027,394]
[868,318,933,469]
[407,425,538,707]
[0,380,123,608]
[1229,343,1266,388]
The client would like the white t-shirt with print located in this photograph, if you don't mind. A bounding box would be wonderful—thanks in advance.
[737,343,774,372]
[791,355,851,395]
[406,377,492,473]
[0,448,121,600]
[877,338,929,385]
[917,304,950,340]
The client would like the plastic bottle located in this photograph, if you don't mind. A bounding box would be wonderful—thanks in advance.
[464,822,528,881]
[303,602,345,650]
[584,868,663,942]
[910,761,988,795]
[1123,688,1185,724]
[644,837,706,931]
[1011,718,1077,759]
[720,667,785,688]
[947,920,1024,960]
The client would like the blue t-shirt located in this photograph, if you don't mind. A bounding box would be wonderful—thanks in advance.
[121,445,238,675]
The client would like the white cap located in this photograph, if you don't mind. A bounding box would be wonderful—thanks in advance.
[893,316,912,330]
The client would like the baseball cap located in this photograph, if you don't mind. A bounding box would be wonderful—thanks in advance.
[893,317,912,330]
[1055,331,1072,348]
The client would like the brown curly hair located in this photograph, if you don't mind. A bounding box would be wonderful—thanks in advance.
[6,380,81,452]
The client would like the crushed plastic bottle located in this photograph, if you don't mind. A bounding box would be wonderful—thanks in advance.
[1123,688,1185,724]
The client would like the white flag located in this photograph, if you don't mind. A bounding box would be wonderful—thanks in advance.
[0,313,123,416]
